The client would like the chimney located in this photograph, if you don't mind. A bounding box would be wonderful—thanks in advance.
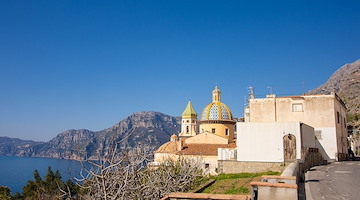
[266,94,276,98]
[177,138,185,151]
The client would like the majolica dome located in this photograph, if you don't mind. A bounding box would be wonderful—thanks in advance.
[201,102,233,120]
[200,86,234,121]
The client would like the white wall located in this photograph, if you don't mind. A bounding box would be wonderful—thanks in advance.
[218,148,237,160]
[314,127,337,160]
[237,122,315,162]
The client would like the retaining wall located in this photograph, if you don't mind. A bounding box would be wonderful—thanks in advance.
[218,160,287,173]
[250,148,325,200]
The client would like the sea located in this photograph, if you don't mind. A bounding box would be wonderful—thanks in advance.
[0,156,84,193]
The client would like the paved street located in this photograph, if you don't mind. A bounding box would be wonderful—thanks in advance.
[305,158,360,200]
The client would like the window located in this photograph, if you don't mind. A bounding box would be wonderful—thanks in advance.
[225,129,229,136]
[292,103,303,112]
[205,163,210,169]
[212,128,215,133]
[186,120,189,123]
[337,112,340,123]
[344,118,346,128]
[186,126,189,133]
[315,130,322,140]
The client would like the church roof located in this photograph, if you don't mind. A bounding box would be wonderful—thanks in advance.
[178,143,236,156]
[156,141,178,153]
[182,101,197,118]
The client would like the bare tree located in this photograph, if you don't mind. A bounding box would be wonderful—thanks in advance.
[62,129,204,200]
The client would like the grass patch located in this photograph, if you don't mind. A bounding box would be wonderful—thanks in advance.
[201,171,280,195]
[224,186,249,194]
[212,171,280,180]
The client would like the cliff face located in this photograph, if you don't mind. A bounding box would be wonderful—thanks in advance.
[0,137,43,156]
[34,129,96,160]
[0,111,181,160]
[308,59,360,126]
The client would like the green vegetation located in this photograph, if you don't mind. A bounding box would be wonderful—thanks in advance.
[0,186,12,200]
[1,166,79,200]
[224,187,249,194]
[347,113,360,123]
[212,171,280,180]
[201,171,280,195]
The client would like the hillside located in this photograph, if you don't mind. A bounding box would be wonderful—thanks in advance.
[0,111,181,160]
[0,137,43,156]
[308,59,360,126]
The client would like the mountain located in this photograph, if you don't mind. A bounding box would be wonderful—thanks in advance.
[0,137,43,156]
[308,59,360,126]
[0,111,181,160]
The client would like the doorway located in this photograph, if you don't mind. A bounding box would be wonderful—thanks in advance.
[283,134,296,162]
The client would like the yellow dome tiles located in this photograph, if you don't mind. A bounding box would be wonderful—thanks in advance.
[201,102,233,121]
[182,100,197,118]
[200,86,234,121]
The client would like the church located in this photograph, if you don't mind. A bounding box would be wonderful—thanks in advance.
[152,86,236,174]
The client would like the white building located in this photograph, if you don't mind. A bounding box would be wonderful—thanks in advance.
[236,121,315,162]
[241,93,348,161]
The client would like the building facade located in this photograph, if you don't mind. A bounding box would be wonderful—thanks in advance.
[236,121,315,162]
[244,93,348,161]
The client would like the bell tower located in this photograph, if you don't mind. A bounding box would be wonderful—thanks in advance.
[179,100,198,138]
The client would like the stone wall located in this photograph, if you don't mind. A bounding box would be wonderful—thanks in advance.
[279,148,325,200]
[295,148,326,183]
[247,148,325,200]
[218,160,287,174]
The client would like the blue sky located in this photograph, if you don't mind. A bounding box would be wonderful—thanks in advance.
[0,0,359,141]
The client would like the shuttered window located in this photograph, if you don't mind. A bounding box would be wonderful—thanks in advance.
[292,103,303,112]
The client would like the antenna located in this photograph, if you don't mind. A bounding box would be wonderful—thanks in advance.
[247,86,255,99]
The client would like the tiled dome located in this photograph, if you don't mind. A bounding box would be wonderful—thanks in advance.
[200,102,233,120]
[200,86,233,121]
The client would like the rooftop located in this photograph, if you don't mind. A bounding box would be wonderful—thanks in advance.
[178,143,236,156]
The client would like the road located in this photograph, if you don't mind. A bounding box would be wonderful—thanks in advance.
[305,158,360,200]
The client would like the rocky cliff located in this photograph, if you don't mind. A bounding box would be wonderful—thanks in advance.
[0,111,181,160]
[0,137,43,156]
[308,59,360,126]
